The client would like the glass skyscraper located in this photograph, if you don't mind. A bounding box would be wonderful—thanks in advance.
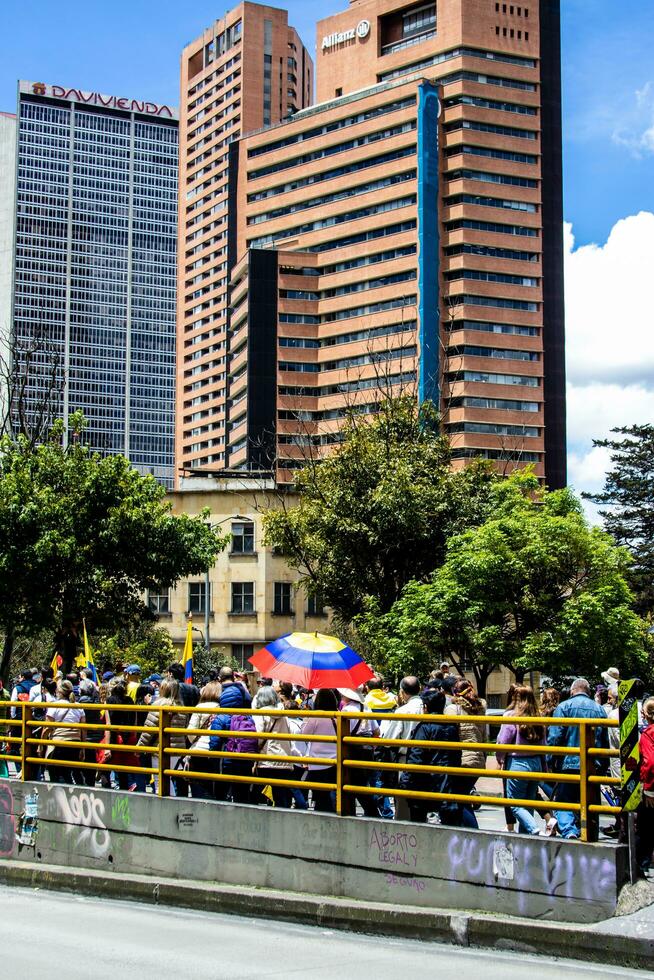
[13,81,178,486]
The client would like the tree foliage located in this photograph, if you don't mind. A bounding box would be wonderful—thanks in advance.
[356,475,647,693]
[583,424,654,616]
[263,398,498,625]
[93,622,176,680]
[0,415,228,679]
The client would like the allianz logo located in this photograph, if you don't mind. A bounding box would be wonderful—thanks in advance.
[322,20,371,51]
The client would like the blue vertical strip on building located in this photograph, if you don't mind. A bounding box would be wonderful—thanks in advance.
[417,81,440,406]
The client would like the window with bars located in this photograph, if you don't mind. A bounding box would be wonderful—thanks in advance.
[147,588,170,615]
[232,581,255,614]
[274,582,293,615]
[232,643,254,669]
[188,581,210,615]
[307,593,325,617]
[231,521,255,554]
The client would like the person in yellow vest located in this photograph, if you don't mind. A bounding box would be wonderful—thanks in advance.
[125,664,142,702]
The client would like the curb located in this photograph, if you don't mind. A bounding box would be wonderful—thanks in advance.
[1,860,653,970]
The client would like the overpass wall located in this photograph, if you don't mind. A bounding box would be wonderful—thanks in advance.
[0,780,627,923]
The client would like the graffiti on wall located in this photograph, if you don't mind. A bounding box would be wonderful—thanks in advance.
[53,787,111,858]
[0,783,15,857]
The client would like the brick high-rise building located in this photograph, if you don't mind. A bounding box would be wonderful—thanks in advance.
[178,0,566,488]
[177,3,313,476]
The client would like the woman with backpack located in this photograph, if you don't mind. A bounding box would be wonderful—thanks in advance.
[217,706,259,804]
[496,684,546,835]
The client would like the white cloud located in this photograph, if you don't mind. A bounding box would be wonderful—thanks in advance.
[565,212,654,517]
[564,212,654,386]
[612,81,654,157]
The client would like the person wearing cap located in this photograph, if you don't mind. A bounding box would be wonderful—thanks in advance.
[601,667,620,688]
[338,687,382,818]
[124,665,142,702]
[102,671,115,684]
[364,675,398,819]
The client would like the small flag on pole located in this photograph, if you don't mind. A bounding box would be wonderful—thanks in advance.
[50,651,62,675]
[182,617,193,685]
[83,620,98,684]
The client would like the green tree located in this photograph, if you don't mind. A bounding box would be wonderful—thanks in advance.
[583,424,654,616]
[0,415,228,680]
[357,476,647,695]
[93,621,176,679]
[263,397,498,626]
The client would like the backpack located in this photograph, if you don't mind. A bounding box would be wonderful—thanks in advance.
[224,714,258,755]
[15,680,34,703]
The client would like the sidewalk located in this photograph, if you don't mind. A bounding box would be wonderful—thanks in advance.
[1,859,653,971]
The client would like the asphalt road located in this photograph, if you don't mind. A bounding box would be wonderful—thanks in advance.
[0,885,648,979]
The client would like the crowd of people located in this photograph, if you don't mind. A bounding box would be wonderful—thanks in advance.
[1,660,653,877]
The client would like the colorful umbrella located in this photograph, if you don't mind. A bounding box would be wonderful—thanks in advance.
[249,631,374,690]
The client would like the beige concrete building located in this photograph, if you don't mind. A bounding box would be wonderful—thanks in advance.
[154,476,329,666]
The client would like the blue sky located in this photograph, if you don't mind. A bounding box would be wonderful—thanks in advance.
[1,1,653,499]
[1,1,652,245]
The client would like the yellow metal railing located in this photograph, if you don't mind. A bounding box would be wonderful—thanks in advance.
[0,702,621,842]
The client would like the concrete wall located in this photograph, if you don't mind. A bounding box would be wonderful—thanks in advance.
[0,780,627,923]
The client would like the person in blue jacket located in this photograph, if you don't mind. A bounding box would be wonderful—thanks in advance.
[547,677,609,839]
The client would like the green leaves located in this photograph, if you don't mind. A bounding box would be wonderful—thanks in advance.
[0,428,227,672]
[263,397,498,625]
[583,424,654,616]
[362,474,647,689]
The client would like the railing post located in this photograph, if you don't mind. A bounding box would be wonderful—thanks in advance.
[336,714,343,816]
[587,723,600,843]
[20,704,34,782]
[337,712,355,817]
[578,722,599,843]
[158,706,170,798]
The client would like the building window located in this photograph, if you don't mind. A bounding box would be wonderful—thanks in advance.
[274,582,293,615]
[232,643,254,669]
[189,581,210,615]
[307,594,325,617]
[232,582,255,614]
[232,520,255,554]
[147,588,170,615]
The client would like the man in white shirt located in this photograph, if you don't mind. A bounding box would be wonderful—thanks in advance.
[380,676,424,743]
[380,676,424,821]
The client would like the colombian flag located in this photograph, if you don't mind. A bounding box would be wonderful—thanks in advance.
[182,617,193,685]
[83,620,98,684]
